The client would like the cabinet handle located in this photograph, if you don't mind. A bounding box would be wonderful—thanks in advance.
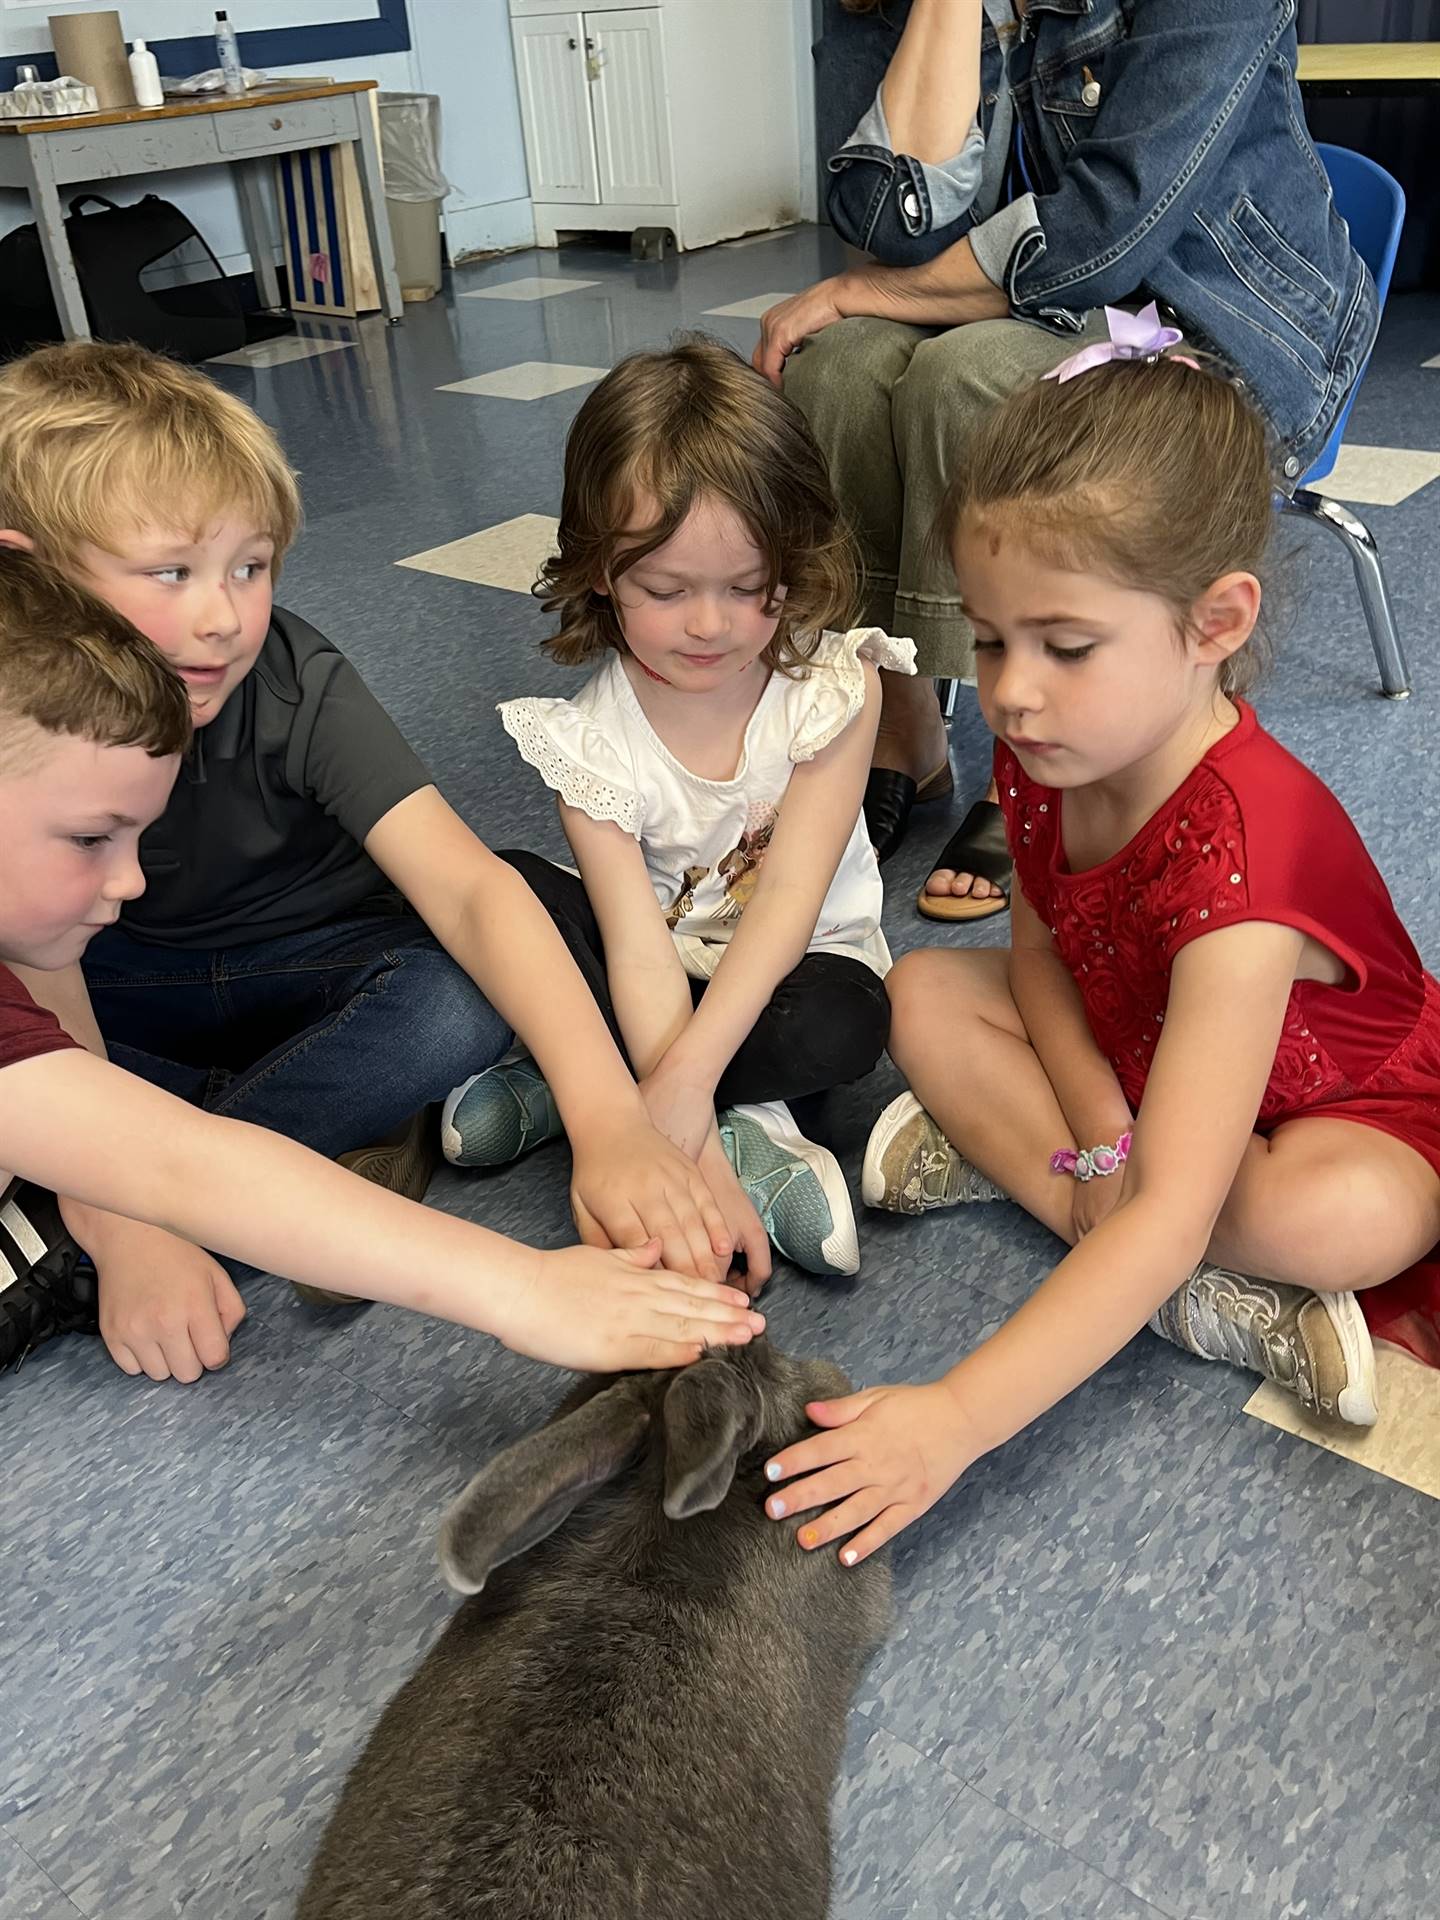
[270,116,283,130]
[568,35,577,48]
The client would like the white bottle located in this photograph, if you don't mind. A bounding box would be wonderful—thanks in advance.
[214,11,245,95]
[128,39,163,108]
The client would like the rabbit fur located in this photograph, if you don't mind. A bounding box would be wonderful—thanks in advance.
[297,1338,892,1920]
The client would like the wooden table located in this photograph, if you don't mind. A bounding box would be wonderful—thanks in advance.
[0,78,402,340]
[1297,41,1440,96]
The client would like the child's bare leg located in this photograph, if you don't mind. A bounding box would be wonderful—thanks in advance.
[1208,1118,1440,1293]
[886,948,1077,1238]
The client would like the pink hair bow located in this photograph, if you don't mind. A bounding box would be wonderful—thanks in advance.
[1043,301,1193,384]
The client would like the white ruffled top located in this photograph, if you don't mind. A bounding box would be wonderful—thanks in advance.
[499,627,916,980]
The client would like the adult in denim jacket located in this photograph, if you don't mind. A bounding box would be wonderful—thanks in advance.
[761,0,1376,916]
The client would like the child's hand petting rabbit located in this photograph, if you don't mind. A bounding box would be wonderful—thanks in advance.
[493,1240,765,1373]
[764,1378,984,1566]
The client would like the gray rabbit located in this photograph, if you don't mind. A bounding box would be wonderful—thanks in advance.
[297,1338,892,1920]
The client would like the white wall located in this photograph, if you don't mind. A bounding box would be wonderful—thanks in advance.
[409,0,532,258]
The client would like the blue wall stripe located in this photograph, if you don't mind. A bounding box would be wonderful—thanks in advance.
[318,147,346,308]
[1,0,409,89]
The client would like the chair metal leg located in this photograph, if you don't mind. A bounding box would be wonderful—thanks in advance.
[937,677,959,719]
[1281,487,1411,699]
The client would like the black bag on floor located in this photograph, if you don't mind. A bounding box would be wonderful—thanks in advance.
[0,192,248,362]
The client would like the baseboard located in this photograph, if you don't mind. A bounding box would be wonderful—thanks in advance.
[445,197,536,263]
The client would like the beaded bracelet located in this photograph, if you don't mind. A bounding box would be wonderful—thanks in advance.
[1050,1131,1133,1183]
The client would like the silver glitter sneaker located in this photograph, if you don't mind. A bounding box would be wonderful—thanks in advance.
[1150,1263,1379,1427]
[861,1092,1008,1216]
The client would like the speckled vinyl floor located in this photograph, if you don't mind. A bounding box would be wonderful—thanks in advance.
[4,228,1439,1919]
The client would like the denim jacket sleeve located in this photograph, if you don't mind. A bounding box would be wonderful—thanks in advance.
[974,0,1297,320]
[815,2,987,264]
[830,86,986,258]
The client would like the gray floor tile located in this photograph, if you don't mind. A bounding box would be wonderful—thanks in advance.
[0,1831,84,1919]
[970,1417,1440,1919]
[853,1788,1175,1920]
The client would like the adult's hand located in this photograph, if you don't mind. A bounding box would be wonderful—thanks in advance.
[754,275,852,386]
[755,240,1010,387]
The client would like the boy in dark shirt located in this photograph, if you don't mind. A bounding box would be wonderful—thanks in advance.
[0,551,761,1373]
[0,344,765,1383]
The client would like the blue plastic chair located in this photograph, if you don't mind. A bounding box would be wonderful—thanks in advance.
[1280,144,1410,697]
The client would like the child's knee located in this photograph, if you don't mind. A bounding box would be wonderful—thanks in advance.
[888,948,973,1034]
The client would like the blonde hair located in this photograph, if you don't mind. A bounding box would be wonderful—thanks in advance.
[937,355,1275,696]
[0,548,190,771]
[538,335,859,674]
[0,341,301,571]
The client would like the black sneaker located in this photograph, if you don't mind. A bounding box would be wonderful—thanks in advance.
[0,1180,100,1372]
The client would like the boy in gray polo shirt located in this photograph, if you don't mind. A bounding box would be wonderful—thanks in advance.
[0,343,754,1386]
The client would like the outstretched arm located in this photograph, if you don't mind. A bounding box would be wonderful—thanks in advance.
[2,1047,764,1375]
[365,785,731,1282]
[766,920,1306,1560]
[561,802,773,1286]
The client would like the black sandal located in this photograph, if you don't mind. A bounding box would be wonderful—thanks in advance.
[863,760,954,865]
[916,799,1012,922]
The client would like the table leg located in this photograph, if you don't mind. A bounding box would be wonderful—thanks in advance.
[352,107,404,324]
[234,157,283,311]
[21,140,89,340]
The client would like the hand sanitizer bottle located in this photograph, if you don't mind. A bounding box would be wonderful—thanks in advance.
[128,39,164,108]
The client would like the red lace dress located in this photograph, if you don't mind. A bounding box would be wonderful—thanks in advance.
[996,700,1440,1365]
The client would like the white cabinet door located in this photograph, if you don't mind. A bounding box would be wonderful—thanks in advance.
[512,12,600,204]
[587,8,674,208]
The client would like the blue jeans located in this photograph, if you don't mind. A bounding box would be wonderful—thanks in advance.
[82,910,511,1161]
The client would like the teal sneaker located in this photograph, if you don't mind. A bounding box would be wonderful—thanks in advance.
[718,1100,859,1278]
[441,1053,564,1168]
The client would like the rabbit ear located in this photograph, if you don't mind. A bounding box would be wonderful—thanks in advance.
[661,1359,762,1521]
[437,1382,651,1595]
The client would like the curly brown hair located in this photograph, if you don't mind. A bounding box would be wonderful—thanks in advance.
[935,353,1276,697]
[538,336,859,674]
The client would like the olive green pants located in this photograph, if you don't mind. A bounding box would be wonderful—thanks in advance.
[784,311,1110,678]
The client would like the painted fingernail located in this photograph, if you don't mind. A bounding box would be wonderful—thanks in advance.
[768,1498,786,1518]
[765,1461,782,1481]
[841,1548,858,1567]
[800,1527,817,1549]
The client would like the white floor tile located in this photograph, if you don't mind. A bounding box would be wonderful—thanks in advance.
[1311,444,1440,507]
[702,292,795,320]
[1245,1341,1440,1500]
[459,276,598,303]
[438,362,606,401]
[208,336,355,367]
[394,513,560,595]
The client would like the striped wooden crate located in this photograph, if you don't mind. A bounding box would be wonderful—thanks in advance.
[275,142,379,318]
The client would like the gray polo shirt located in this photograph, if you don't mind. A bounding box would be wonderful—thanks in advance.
[120,608,432,950]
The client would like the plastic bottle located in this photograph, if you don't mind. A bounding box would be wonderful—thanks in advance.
[128,39,163,108]
[214,11,245,95]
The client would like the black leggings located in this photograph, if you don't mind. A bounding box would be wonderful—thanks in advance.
[500,851,890,1110]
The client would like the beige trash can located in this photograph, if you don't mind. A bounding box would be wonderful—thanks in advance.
[378,92,450,300]
[387,195,443,300]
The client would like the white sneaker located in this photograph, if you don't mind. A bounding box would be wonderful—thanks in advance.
[718,1100,859,1277]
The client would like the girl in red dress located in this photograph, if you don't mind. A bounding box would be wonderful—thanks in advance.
[761,316,1440,1569]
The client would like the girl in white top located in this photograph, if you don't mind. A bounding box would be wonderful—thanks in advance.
[443,338,916,1284]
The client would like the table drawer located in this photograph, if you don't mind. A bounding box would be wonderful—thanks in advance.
[214,96,355,154]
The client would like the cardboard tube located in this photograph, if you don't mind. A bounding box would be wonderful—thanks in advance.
[49,11,135,110]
